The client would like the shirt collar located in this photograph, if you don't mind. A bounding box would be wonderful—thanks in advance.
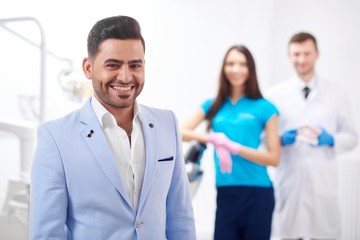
[91,95,142,128]
[226,95,247,105]
[294,74,318,90]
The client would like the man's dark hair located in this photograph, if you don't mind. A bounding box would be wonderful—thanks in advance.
[87,15,145,57]
[289,32,318,50]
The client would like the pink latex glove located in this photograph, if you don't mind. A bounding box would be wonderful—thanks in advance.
[207,132,242,154]
[216,146,232,174]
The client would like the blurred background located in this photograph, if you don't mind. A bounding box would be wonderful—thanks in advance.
[0,0,359,239]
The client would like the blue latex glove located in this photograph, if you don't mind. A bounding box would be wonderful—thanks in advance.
[281,129,297,146]
[318,128,334,146]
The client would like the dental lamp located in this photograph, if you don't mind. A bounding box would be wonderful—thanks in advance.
[58,65,88,102]
[0,17,86,122]
[0,17,46,123]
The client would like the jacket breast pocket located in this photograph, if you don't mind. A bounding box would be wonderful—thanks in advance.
[158,156,174,162]
[155,156,175,187]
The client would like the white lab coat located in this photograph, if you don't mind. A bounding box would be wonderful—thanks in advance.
[266,75,358,239]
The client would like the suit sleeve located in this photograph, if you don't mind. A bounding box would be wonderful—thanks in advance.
[29,124,68,240]
[165,111,197,240]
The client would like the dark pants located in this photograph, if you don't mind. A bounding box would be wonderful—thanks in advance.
[214,186,275,240]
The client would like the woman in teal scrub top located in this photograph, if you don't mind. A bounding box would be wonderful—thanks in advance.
[181,45,281,240]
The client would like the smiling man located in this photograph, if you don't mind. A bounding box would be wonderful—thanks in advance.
[266,32,358,240]
[29,16,196,240]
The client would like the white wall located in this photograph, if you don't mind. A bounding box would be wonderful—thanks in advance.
[0,0,359,239]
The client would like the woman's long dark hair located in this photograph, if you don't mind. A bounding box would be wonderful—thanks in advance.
[206,45,263,131]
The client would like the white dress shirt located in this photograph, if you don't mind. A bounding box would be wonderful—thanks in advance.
[91,96,145,210]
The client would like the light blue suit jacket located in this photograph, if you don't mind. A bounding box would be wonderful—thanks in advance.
[29,98,196,240]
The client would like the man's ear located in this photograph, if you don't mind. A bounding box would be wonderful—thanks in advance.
[82,57,93,80]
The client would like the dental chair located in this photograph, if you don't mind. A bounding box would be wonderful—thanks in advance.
[184,142,207,198]
[0,119,36,239]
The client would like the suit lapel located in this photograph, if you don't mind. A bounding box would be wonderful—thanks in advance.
[79,99,132,208]
[138,106,157,209]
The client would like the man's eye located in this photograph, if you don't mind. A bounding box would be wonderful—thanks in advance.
[106,63,119,68]
[131,64,142,70]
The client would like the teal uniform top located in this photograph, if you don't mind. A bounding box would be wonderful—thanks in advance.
[202,96,279,187]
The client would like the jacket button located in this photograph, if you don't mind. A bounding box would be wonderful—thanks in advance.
[136,221,141,228]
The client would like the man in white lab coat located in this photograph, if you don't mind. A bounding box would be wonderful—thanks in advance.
[266,32,358,240]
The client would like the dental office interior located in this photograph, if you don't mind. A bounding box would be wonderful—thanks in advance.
[1,0,359,239]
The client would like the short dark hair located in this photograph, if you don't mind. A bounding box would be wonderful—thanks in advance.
[289,32,318,50]
[87,15,145,57]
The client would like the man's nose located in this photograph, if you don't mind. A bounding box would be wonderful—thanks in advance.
[117,66,132,82]
[298,55,306,63]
